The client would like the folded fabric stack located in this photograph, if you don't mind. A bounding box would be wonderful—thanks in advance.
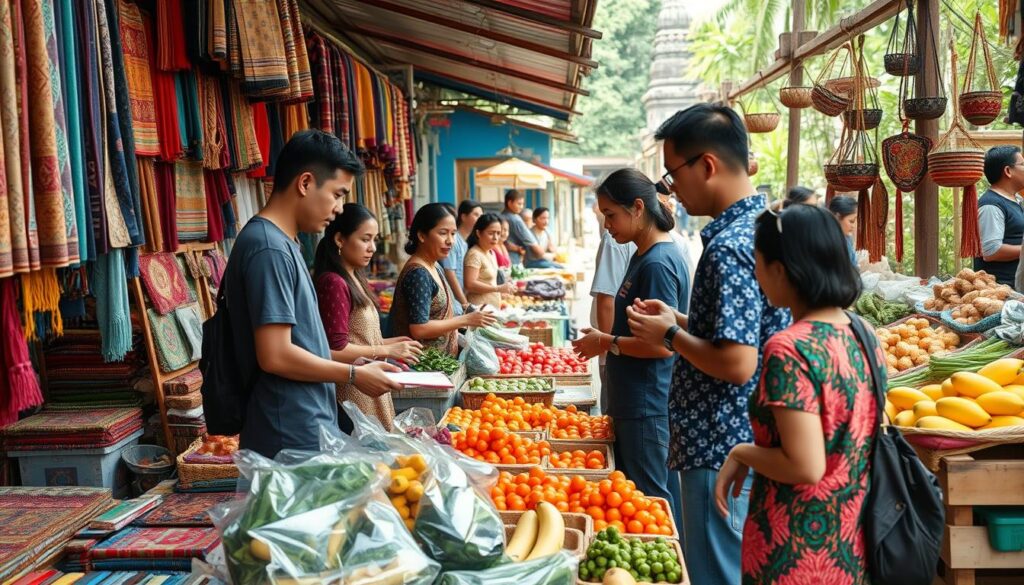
[43,330,149,409]
[2,408,144,451]
[134,493,239,527]
[0,487,114,579]
[89,497,164,532]
[59,539,99,573]
[88,527,220,571]
[163,368,205,426]
[7,571,204,584]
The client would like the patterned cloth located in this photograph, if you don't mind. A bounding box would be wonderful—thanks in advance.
[390,260,458,355]
[174,304,203,361]
[163,367,202,396]
[229,0,288,97]
[89,526,220,560]
[174,161,209,242]
[743,321,879,584]
[139,253,191,314]
[2,407,142,448]
[0,0,27,277]
[135,493,238,526]
[668,194,792,471]
[118,0,159,156]
[148,308,191,372]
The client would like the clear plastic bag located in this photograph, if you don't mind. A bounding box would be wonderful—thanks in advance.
[334,403,505,571]
[209,448,439,585]
[438,551,579,585]
[460,331,500,376]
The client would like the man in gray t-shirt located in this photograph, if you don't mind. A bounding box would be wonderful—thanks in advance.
[222,130,399,458]
[501,190,545,266]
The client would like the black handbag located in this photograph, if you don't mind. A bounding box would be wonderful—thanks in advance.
[847,312,944,585]
[199,286,257,436]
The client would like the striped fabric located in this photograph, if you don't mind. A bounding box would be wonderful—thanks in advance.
[117,0,159,156]
[174,161,208,242]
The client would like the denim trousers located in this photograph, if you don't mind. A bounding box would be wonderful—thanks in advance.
[679,467,751,585]
[613,416,683,532]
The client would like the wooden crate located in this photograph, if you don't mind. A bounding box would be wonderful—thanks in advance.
[577,534,689,585]
[937,448,1024,585]
[521,326,555,347]
[544,442,615,481]
[458,377,556,410]
[499,510,593,540]
[503,525,585,559]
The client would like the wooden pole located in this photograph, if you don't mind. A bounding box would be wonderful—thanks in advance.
[914,0,940,278]
[785,0,806,189]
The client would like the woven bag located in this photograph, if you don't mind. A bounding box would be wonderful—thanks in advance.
[959,11,1003,126]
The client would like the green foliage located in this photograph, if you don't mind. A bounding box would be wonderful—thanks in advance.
[555,0,659,157]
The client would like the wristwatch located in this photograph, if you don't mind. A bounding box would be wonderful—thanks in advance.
[609,335,621,356]
[663,325,681,351]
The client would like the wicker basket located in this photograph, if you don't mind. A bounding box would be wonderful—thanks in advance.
[744,112,781,133]
[811,84,849,116]
[543,442,615,481]
[577,536,689,585]
[503,525,585,559]
[927,150,984,188]
[959,12,1002,127]
[176,437,239,486]
[843,108,882,130]
[884,52,921,76]
[521,326,554,346]
[904,96,947,120]
[960,91,1003,126]
[779,86,813,109]
[500,510,593,540]
[459,377,556,410]
[833,162,879,191]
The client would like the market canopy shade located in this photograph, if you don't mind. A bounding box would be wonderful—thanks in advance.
[475,158,555,189]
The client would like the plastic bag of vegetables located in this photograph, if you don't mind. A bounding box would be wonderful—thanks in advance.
[438,550,578,585]
[210,448,439,585]
[333,403,505,571]
[475,325,530,351]
[460,330,500,376]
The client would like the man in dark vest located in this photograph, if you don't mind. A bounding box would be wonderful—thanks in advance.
[976,145,1024,287]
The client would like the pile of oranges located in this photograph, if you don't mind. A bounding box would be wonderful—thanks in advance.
[451,427,551,465]
[548,448,607,470]
[445,395,613,441]
[492,468,674,536]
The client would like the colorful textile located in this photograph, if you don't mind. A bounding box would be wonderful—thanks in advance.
[162,368,202,396]
[118,0,159,156]
[175,70,203,158]
[135,493,237,527]
[203,169,229,242]
[174,162,209,242]
[246,101,269,178]
[0,277,43,427]
[89,496,162,531]
[55,0,89,262]
[277,0,311,101]
[208,0,226,61]
[0,0,26,277]
[147,308,190,372]
[139,253,190,314]
[743,321,880,584]
[224,80,261,170]
[306,32,332,133]
[77,0,109,255]
[2,407,142,448]
[92,249,133,362]
[156,0,189,71]
[137,158,164,253]
[197,72,225,168]
[229,0,288,97]
[23,0,70,268]
[174,304,203,361]
[154,162,179,251]
[89,526,220,560]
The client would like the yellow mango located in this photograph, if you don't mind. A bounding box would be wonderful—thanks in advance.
[980,415,1024,429]
[920,384,944,401]
[976,391,1024,416]
[979,358,1024,386]
[936,396,993,428]
[893,410,918,427]
[913,401,938,419]
[941,378,957,397]
[950,372,1003,398]
[887,387,932,410]
[916,416,973,432]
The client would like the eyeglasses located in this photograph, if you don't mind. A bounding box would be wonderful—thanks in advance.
[656,153,704,195]
[761,196,784,234]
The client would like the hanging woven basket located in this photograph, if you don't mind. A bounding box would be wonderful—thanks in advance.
[834,163,880,191]
[884,0,920,76]
[885,53,921,76]
[904,97,948,120]
[899,0,946,121]
[929,42,985,188]
[744,112,781,133]
[844,108,883,130]
[959,12,1003,126]
[780,86,813,108]
[812,44,853,116]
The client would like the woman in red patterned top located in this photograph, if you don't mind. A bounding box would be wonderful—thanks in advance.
[715,203,880,585]
[313,203,424,431]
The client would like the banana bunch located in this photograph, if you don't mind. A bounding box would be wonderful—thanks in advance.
[505,501,565,562]
[887,358,1024,431]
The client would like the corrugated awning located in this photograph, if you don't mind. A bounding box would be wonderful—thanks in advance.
[300,0,601,121]
[531,161,594,186]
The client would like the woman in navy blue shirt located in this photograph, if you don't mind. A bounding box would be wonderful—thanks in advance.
[828,196,859,268]
[573,168,690,527]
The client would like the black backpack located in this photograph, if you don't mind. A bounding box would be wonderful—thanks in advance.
[847,312,944,585]
[199,286,255,436]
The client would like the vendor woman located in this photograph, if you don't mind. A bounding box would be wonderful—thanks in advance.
[314,203,425,431]
[390,203,497,354]
[572,168,689,526]
[464,213,517,308]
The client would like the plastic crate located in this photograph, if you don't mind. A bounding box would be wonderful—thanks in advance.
[977,507,1024,552]
[8,430,143,498]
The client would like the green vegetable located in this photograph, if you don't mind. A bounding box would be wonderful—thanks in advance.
[888,337,1014,389]
[413,348,460,375]
[854,294,913,328]
[581,526,683,583]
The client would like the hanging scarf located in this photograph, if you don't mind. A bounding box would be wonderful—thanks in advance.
[220,173,237,238]
[96,0,142,246]
[1,277,43,427]
[337,48,355,148]
[137,157,163,253]
[146,9,182,162]
[92,248,131,361]
[77,0,109,255]
[117,0,158,156]
[0,0,27,277]
[182,0,207,63]
[226,80,262,171]
[208,0,226,64]
[155,161,178,252]
[246,101,270,178]
[41,0,79,267]
[306,32,333,133]
[156,0,189,71]
[0,108,8,279]
[282,102,308,138]
[56,0,88,263]
[204,169,228,242]
[14,0,41,273]
[230,0,288,97]
[277,0,311,102]
[175,70,204,159]
[197,72,225,168]
[22,0,70,268]
[174,161,208,242]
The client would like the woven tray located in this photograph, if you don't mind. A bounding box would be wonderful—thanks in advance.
[175,438,238,485]
[577,535,689,585]
[499,510,593,540]
[459,377,556,410]
[897,424,1024,471]
[503,524,585,559]
[543,442,615,481]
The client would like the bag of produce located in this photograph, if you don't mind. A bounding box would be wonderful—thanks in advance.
[476,325,530,351]
[460,331,500,376]
[337,403,505,571]
[394,407,453,446]
[438,550,578,585]
[210,448,439,585]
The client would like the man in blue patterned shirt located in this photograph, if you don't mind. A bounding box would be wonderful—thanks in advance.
[627,104,791,585]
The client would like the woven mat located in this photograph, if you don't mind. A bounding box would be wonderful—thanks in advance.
[2,408,142,436]
[134,493,239,527]
[163,368,202,396]
[139,253,191,315]
[89,527,220,560]
[164,392,202,410]
[148,309,191,373]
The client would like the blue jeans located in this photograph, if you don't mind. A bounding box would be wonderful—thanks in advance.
[524,258,564,269]
[679,468,751,585]
[613,417,683,532]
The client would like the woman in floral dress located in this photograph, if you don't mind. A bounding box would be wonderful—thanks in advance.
[715,203,880,585]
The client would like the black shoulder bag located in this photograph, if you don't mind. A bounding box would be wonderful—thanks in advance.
[847,312,944,585]
[199,285,256,436]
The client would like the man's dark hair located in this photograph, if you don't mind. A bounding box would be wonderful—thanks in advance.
[457,200,483,226]
[984,145,1021,185]
[272,129,365,193]
[828,195,858,218]
[504,189,525,205]
[783,186,815,208]
[755,204,861,309]
[532,207,550,221]
[655,104,748,173]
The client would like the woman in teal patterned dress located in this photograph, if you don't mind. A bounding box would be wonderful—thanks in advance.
[715,204,880,585]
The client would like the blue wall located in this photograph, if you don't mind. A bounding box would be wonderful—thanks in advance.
[432,109,552,205]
